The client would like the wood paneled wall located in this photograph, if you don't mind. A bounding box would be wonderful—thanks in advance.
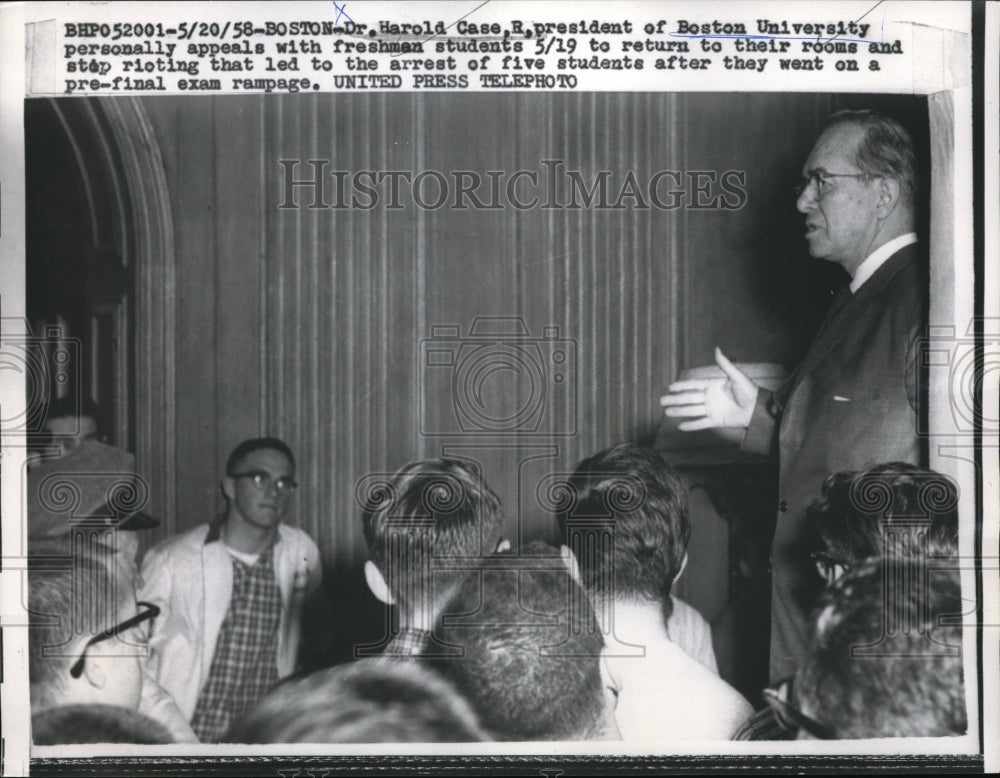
[134,92,838,579]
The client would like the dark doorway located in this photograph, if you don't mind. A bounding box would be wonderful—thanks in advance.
[25,98,134,449]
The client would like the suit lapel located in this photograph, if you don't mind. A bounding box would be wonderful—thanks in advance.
[793,285,856,380]
[791,245,919,386]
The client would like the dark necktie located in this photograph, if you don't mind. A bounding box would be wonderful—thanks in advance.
[814,286,853,340]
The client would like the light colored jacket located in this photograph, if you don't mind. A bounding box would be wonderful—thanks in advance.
[138,522,321,719]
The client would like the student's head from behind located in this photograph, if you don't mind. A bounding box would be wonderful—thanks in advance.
[224,658,487,743]
[794,557,966,738]
[435,542,619,741]
[361,458,505,620]
[557,443,690,609]
[28,541,150,713]
[222,437,298,530]
[806,462,958,583]
[32,704,174,745]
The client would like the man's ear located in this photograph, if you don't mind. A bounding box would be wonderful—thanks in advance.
[675,552,688,581]
[874,175,901,219]
[81,654,108,691]
[597,648,623,740]
[364,560,394,605]
[599,648,620,702]
[221,476,235,502]
[560,545,582,584]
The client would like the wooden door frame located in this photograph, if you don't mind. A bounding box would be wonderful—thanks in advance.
[59,97,178,542]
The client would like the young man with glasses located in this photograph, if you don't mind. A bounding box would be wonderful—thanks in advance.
[662,109,927,684]
[139,437,322,742]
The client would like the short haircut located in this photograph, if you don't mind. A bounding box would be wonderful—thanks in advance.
[795,558,966,738]
[33,704,174,745]
[435,541,608,741]
[226,437,296,475]
[361,458,504,613]
[823,109,918,208]
[556,443,690,606]
[807,462,958,571]
[28,540,132,710]
[224,659,487,743]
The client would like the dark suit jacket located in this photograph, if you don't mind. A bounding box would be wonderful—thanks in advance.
[742,242,927,682]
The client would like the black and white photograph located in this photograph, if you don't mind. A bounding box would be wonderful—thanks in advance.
[1,1,995,775]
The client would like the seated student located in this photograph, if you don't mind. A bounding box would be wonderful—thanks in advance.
[736,462,961,740]
[140,437,322,742]
[28,541,157,738]
[806,462,958,583]
[559,443,718,671]
[558,444,752,740]
[32,704,173,745]
[225,658,487,743]
[781,557,966,739]
[434,541,620,741]
[360,458,507,656]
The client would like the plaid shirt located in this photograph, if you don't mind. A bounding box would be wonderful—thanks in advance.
[190,545,282,742]
[732,706,795,740]
[382,626,435,657]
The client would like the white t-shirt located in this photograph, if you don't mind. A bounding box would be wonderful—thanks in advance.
[607,602,753,741]
[666,596,719,674]
[225,546,260,567]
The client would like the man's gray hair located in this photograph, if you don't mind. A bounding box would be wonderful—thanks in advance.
[824,109,918,208]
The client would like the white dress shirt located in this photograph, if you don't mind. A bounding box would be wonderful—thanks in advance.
[850,232,918,293]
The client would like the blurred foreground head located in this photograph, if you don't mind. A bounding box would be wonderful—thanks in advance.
[33,704,173,745]
[225,658,487,743]
[435,541,619,741]
[795,558,966,738]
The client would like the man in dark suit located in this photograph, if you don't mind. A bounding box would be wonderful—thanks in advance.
[661,110,926,683]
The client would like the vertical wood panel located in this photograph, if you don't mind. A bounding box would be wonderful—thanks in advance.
[139,92,845,584]
[101,98,178,554]
[215,97,265,472]
[170,97,217,529]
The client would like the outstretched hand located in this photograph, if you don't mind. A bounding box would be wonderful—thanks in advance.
[660,348,759,430]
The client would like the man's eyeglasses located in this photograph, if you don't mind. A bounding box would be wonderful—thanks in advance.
[762,684,835,740]
[69,601,160,679]
[229,470,298,494]
[794,170,877,199]
[809,549,845,586]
